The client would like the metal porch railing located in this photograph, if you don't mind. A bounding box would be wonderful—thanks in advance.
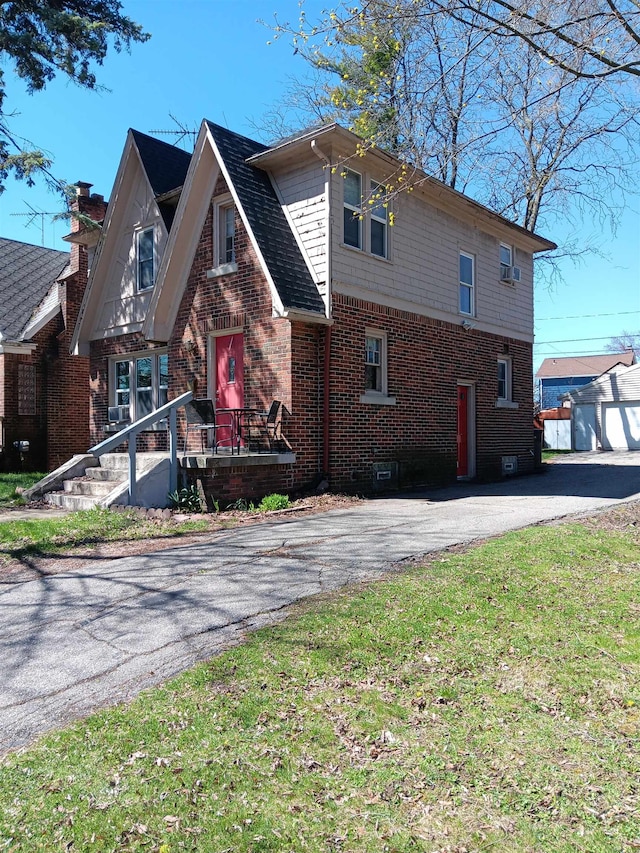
[89,390,193,506]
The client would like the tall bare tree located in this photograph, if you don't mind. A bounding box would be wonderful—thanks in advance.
[271,0,638,251]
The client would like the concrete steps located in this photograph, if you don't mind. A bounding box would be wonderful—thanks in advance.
[43,453,166,511]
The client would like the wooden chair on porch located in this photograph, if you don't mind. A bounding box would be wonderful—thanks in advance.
[183,399,233,453]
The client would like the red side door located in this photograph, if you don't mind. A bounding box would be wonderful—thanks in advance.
[215,333,244,445]
[457,385,469,477]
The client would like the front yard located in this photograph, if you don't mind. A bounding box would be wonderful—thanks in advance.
[1,502,638,851]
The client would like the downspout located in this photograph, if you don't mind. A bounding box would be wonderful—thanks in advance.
[311,140,333,481]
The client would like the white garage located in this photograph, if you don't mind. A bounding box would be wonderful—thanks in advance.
[563,362,640,451]
[602,401,640,450]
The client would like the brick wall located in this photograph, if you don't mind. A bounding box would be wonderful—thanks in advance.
[327,293,534,492]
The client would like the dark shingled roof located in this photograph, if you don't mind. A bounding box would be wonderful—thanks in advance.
[206,121,325,316]
[0,237,69,341]
[130,130,192,229]
[130,130,192,196]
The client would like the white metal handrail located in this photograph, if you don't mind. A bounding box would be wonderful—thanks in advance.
[89,390,193,506]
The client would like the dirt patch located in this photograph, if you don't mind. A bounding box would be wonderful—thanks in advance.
[0,493,363,584]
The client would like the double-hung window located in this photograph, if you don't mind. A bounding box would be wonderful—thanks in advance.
[343,169,362,249]
[459,252,474,316]
[370,181,388,258]
[365,334,383,393]
[360,329,395,404]
[496,357,518,408]
[137,227,154,291]
[500,244,512,280]
[497,358,510,401]
[113,352,168,422]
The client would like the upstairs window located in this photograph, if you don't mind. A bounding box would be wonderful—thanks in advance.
[343,169,362,249]
[500,244,512,274]
[459,252,475,316]
[370,181,388,258]
[137,227,154,291]
[219,203,236,265]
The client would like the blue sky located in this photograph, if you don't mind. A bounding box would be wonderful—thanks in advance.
[1,0,638,371]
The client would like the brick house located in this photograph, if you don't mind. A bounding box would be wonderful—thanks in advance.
[71,121,554,502]
[0,183,106,471]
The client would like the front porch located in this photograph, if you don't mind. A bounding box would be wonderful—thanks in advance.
[180,447,297,509]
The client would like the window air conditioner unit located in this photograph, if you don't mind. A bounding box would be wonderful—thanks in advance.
[108,405,130,422]
[500,265,521,283]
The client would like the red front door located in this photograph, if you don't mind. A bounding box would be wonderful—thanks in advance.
[215,333,244,445]
[457,385,469,477]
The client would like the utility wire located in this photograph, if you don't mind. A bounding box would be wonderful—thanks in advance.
[536,309,640,321]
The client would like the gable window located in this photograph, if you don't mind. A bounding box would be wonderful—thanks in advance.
[343,169,362,249]
[111,352,168,423]
[208,199,238,278]
[459,252,474,316]
[137,227,154,291]
[370,181,388,258]
[219,203,235,265]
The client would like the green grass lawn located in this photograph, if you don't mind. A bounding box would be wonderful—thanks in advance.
[0,471,46,506]
[1,517,639,851]
[0,507,210,566]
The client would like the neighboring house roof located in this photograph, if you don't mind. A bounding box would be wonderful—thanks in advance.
[0,237,69,342]
[206,121,325,315]
[536,352,635,379]
[562,362,640,403]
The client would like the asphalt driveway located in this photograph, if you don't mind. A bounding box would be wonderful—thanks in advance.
[2,451,640,753]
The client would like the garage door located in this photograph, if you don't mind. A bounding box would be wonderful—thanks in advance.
[602,401,640,450]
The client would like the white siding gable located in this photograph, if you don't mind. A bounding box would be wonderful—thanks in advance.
[91,167,167,340]
[273,157,327,286]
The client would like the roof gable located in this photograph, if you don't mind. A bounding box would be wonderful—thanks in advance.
[145,120,325,341]
[563,362,640,402]
[206,122,324,316]
[0,238,68,341]
[72,131,191,354]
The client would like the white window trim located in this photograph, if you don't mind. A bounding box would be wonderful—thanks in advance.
[496,356,519,409]
[208,195,238,277]
[109,349,169,426]
[136,226,155,292]
[500,243,515,284]
[459,251,475,316]
[360,328,396,405]
[343,168,363,251]
[341,170,392,261]
[369,180,388,259]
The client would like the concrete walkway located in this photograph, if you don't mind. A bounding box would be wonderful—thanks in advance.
[2,452,639,753]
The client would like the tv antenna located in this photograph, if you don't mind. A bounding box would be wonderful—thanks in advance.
[149,113,197,150]
[10,202,66,246]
